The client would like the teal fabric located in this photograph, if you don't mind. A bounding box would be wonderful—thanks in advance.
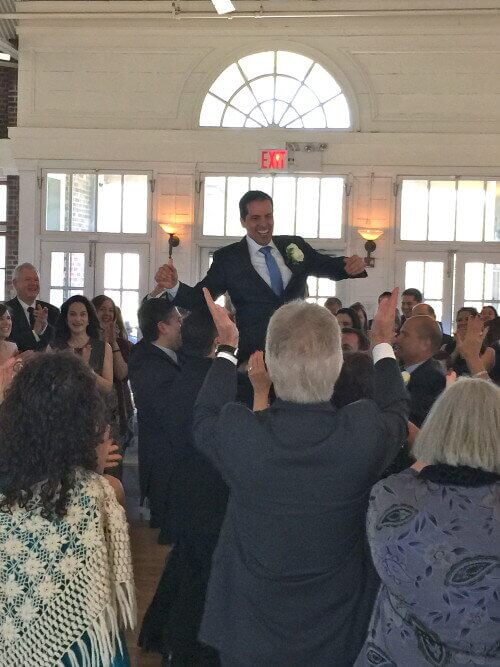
[61,632,131,666]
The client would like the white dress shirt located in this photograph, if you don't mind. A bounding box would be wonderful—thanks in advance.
[153,236,293,301]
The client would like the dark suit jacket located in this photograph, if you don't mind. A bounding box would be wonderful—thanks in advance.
[193,356,409,666]
[165,352,228,541]
[5,297,59,352]
[173,236,366,357]
[407,357,446,428]
[128,340,181,529]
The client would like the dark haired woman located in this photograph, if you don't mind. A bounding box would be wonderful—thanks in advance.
[336,307,362,331]
[92,296,134,450]
[350,302,369,333]
[0,304,17,363]
[52,295,113,393]
[0,352,135,666]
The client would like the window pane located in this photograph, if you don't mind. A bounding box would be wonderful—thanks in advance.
[199,93,225,126]
[484,181,500,242]
[464,301,483,311]
[250,76,275,104]
[405,261,424,292]
[259,100,275,126]
[225,177,248,236]
[423,262,444,300]
[302,107,326,129]
[97,174,121,233]
[307,276,318,296]
[122,253,140,290]
[401,180,428,241]
[50,289,64,308]
[323,95,350,128]
[426,300,443,322]
[120,290,140,337]
[203,177,225,235]
[222,106,246,127]
[456,181,484,242]
[319,178,343,239]
[231,87,258,115]
[0,268,4,301]
[464,263,484,301]
[484,263,500,302]
[279,108,299,127]
[239,51,274,80]
[210,63,245,101]
[123,175,148,234]
[46,174,68,231]
[71,174,96,232]
[273,177,296,235]
[318,277,336,296]
[104,253,122,289]
[50,253,65,287]
[0,184,6,222]
[292,86,319,116]
[428,181,455,241]
[250,177,273,195]
[275,76,300,103]
[305,64,341,102]
[296,178,319,238]
[68,253,85,288]
[276,51,312,80]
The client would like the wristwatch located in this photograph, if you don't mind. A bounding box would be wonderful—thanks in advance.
[215,344,238,357]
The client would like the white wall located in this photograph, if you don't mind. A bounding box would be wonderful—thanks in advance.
[9,1,500,314]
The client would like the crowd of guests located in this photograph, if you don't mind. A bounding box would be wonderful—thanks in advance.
[0,263,498,666]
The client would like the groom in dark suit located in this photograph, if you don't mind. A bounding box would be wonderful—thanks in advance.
[6,263,60,352]
[152,190,366,357]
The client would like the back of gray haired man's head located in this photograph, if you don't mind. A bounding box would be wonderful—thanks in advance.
[13,263,38,282]
[265,300,343,403]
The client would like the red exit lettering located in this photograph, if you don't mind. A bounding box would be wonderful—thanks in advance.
[260,149,288,171]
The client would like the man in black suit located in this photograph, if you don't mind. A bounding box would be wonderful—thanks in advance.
[128,298,182,532]
[152,190,366,357]
[192,288,408,667]
[6,263,60,352]
[396,314,446,427]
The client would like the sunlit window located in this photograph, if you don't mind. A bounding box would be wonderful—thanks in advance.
[400,179,500,242]
[200,50,350,129]
[403,260,444,321]
[203,175,344,239]
[463,261,500,313]
[45,172,149,234]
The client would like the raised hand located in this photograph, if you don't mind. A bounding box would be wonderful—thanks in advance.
[203,287,239,348]
[455,315,485,361]
[33,304,48,334]
[248,351,272,395]
[154,259,178,290]
[344,255,366,277]
[370,287,399,347]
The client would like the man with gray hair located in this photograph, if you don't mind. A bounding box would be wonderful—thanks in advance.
[6,263,59,351]
[192,287,409,667]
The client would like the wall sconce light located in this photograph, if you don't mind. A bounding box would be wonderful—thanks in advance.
[358,228,383,268]
[159,223,181,259]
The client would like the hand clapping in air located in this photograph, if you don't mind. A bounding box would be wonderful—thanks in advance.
[370,287,399,347]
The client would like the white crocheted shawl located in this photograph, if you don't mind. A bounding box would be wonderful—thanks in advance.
[0,469,136,667]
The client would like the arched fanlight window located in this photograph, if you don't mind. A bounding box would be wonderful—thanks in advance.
[199,50,351,129]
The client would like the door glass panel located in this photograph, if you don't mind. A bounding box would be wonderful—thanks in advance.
[226,177,249,236]
[104,253,122,289]
[296,177,319,238]
[46,174,68,231]
[203,177,225,236]
[423,262,444,300]
[48,252,85,307]
[102,251,142,339]
[404,260,445,324]
[273,177,296,235]
[122,253,140,290]
[122,175,148,234]
[464,263,484,301]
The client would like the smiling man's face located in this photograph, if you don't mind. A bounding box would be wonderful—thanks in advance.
[241,199,274,246]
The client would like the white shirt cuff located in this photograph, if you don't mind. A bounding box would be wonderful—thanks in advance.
[216,352,238,366]
[372,342,396,364]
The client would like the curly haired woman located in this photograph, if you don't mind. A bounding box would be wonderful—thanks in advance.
[0,353,135,666]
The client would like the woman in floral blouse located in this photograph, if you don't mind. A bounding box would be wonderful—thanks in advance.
[355,364,500,665]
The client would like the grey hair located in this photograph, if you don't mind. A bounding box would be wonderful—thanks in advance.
[414,377,500,473]
[13,263,38,282]
[265,300,343,403]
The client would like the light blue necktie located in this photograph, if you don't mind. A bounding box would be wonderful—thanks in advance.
[259,246,284,297]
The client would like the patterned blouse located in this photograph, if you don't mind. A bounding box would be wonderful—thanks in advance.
[355,467,500,666]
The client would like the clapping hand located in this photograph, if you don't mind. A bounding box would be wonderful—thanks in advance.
[455,315,485,361]
[203,287,239,348]
[370,287,399,347]
[344,255,366,277]
[33,304,49,334]
[155,259,178,290]
[248,351,272,395]
[96,426,122,474]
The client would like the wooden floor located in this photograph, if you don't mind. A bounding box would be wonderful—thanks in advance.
[126,521,170,667]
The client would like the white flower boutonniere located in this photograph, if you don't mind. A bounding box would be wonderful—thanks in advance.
[286,243,304,264]
[401,371,411,385]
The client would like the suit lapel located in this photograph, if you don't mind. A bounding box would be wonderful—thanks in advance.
[273,237,300,275]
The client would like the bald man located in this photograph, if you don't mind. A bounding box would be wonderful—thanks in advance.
[396,315,446,427]
[412,302,453,348]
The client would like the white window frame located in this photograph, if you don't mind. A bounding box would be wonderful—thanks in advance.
[40,168,154,239]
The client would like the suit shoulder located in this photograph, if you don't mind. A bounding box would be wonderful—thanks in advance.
[213,242,241,260]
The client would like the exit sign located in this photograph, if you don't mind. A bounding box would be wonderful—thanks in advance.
[260,149,288,171]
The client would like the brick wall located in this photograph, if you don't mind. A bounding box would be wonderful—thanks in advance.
[0,66,18,298]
